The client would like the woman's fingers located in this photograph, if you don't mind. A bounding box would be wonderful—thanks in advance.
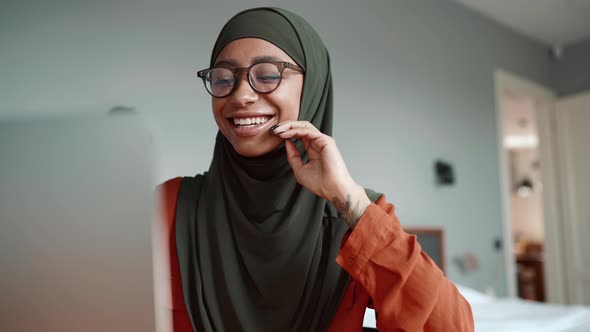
[281,128,334,158]
[270,120,318,134]
[271,121,331,150]
[277,127,322,141]
[273,120,358,204]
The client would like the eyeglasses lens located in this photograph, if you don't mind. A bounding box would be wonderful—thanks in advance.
[205,63,282,97]
[249,63,281,93]
[206,68,235,97]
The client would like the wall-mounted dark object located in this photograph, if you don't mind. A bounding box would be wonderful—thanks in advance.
[435,160,455,185]
[109,105,136,115]
[494,237,503,251]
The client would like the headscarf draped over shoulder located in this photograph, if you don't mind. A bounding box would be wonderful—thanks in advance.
[174,7,381,332]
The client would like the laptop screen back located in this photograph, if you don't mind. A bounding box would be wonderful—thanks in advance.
[0,114,157,332]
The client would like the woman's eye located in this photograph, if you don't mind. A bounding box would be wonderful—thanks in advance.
[213,78,234,87]
[256,74,280,83]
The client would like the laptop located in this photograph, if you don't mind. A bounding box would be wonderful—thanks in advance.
[0,113,163,332]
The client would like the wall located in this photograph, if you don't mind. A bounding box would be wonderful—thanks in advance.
[552,38,590,96]
[0,0,554,295]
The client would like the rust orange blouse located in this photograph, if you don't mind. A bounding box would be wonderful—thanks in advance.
[158,177,474,331]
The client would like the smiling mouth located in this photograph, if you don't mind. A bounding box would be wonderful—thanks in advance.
[231,116,273,127]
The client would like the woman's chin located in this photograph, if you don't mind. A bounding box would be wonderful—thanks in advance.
[232,139,283,158]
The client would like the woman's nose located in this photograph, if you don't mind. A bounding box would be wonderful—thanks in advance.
[229,73,258,107]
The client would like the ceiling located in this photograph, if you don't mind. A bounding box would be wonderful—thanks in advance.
[456,0,590,47]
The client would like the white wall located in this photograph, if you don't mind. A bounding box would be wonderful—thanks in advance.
[0,0,554,295]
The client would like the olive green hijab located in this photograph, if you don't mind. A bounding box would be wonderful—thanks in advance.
[175,7,380,332]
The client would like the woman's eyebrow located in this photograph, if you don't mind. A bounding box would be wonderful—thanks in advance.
[214,56,282,67]
[252,55,282,62]
[214,59,237,67]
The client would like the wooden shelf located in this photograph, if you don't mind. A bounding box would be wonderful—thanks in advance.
[516,253,545,302]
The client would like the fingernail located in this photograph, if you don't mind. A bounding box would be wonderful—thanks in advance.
[269,124,279,133]
[277,130,286,135]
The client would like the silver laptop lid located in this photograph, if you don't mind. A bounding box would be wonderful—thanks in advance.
[0,114,157,332]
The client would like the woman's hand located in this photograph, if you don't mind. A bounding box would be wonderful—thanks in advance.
[270,121,370,229]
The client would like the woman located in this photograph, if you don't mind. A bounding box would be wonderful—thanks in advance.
[158,7,474,332]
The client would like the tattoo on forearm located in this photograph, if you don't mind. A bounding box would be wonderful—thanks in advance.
[332,194,367,229]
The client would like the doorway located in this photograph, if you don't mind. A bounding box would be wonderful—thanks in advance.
[494,70,565,303]
[502,90,546,301]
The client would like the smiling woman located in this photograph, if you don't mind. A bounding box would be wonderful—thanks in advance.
[204,38,304,157]
[158,7,474,332]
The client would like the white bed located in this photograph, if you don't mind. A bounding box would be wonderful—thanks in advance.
[362,285,590,331]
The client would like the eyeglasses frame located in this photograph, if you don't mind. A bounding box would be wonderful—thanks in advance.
[197,60,305,98]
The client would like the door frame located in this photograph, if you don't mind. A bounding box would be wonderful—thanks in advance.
[493,69,566,303]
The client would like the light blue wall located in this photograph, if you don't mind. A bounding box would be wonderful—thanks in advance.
[0,0,554,295]
[552,38,590,96]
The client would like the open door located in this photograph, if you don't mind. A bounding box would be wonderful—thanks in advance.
[554,91,590,305]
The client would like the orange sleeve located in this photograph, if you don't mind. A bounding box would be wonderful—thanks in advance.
[335,195,474,331]
[155,177,194,332]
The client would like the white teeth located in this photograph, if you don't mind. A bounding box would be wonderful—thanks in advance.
[233,116,271,126]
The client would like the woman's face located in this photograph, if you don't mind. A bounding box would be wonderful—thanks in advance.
[212,38,304,157]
